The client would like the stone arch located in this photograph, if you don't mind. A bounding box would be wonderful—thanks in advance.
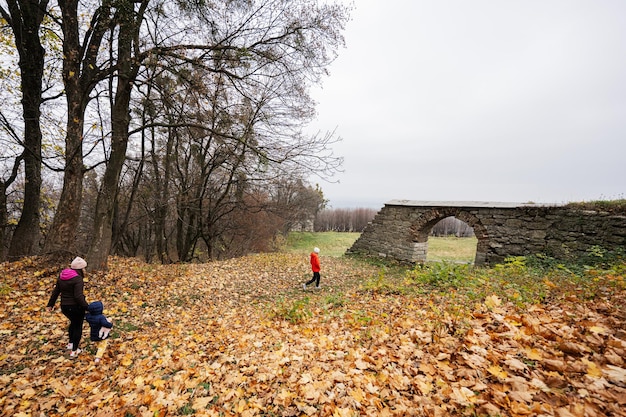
[348,200,626,266]
[408,207,489,265]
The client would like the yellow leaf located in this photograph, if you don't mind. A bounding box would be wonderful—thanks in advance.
[415,378,433,395]
[349,387,365,403]
[332,407,354,417]
[484,295,501,309]
[582,359,602,378]
[524,347,542,360]
[192,396,213,409]
[589,326,610,335]
[275,389,295,406]
[543,279,557,288]
[152,379,166,389]
[235,398,247,413]
[121,355,133,367]
[487,365,507,379]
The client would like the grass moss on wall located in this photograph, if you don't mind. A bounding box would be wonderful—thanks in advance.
[565,199,626,214]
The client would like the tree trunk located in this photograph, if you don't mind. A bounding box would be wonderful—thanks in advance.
[3,0,48,259]
[154,143,172,264]
[0,154,22,262]
[87,2,140,270]
[42,50,86,253]
[87,99,130,270]
[43,0,85,253]
[43,113,85,253]
[0,182,8,262]
[44,0,113,254]
[151,117,174,264]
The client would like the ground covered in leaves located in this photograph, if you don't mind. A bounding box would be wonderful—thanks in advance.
[0,253,625,416]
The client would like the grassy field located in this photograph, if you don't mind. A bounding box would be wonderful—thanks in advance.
[426,236,477,263]
[281,231,360,257]
[284,232,477,263]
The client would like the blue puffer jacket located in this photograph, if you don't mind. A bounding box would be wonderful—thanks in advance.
[85,301,113,341]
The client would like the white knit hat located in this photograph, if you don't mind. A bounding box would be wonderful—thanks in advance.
[314,247,320,253]
[70,256,87,270]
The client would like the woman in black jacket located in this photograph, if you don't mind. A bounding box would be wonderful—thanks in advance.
[47,257,89,357]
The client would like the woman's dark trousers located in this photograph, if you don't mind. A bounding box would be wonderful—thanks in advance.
[61,305,85,350]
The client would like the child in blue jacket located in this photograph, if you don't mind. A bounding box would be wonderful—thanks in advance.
[85,301,113,363]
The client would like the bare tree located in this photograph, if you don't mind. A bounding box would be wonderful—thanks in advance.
[0,152,22,261]
[430,216,475,237]
[43,0,116,253]
[270,179,326,233]
[315,207,377,232]
[0,0,48,259]
[96,0,347,265]
[86,0,149,270]
[1,0,349,266]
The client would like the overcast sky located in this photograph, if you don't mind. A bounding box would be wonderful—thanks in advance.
[307,0,626,208]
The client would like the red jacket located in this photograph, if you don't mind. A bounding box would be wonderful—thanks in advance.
[310,252,320,272]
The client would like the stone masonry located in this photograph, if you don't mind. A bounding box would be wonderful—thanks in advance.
[347,200,626,266]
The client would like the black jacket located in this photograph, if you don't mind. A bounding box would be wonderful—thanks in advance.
[47,268,88,308]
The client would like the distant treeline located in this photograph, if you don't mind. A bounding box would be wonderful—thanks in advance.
[429,216,475,237]
[314,208,378,232]
[315,209,475,237]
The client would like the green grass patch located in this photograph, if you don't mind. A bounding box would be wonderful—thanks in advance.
[268,296,312,323]
[426,236,477,263]
[0,283,10,296]
[323,293,346,309]
[284,232,478,262]
[362,267,408,295]
[116,321,140,332]
[282,231,360,257]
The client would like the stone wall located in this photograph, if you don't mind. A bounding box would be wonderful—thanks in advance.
[347,200,626,265]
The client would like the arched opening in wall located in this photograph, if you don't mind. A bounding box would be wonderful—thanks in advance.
[426,216,477,264]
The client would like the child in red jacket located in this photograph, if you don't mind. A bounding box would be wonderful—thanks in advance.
[303,247,321,289]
